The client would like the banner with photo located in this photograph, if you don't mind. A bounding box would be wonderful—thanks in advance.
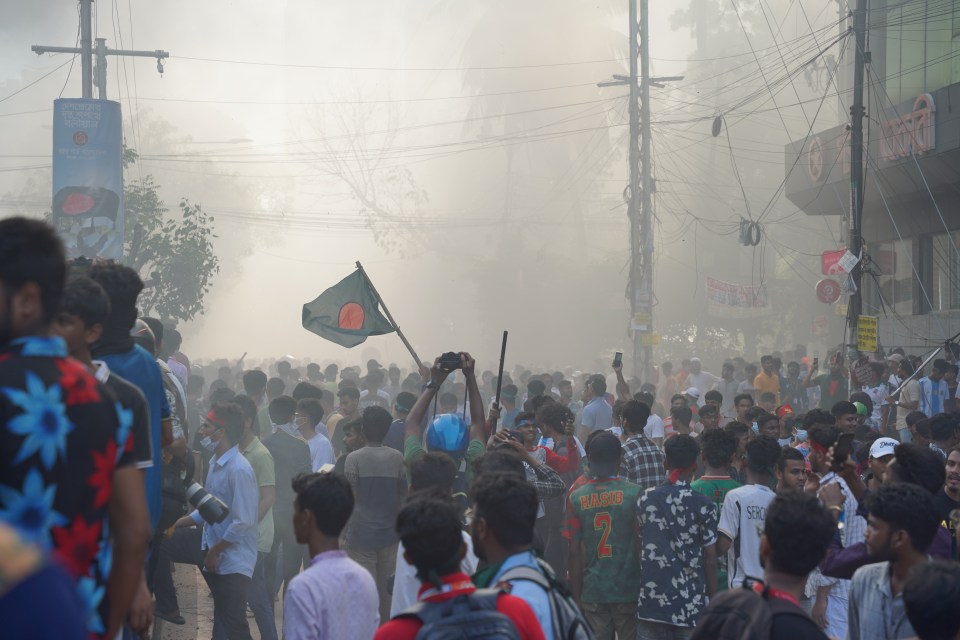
[705,276,770,318]
[52,99,124,260]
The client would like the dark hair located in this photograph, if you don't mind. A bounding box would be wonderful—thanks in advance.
[700,428,737,468]
[266,377,286,397]
[409,452,458,493]
[209,385,236,406]
[473,449,526,479]
[87,261,143,332]
[166,327,182,351]
[470,472,538,549]
[759,391,777,404]
[292,472,353,537]
[141,317,164,350]
[296,398,325,426]
[231,394,260,436]
[438,392,458,409]
[214,402,244,444]
[361,406,392,442]
[396,493,464,582]
[734,393,754,407]
[395,391,416,414]
[704,390,723,404]
[803,408,836,430]
[905,410,927,428]
[929,414,958,443]
[59,276,111,327]
[933,359,949,375]
[699,404,719,419]
[764,492,835,576]
[745,436,781,475]
[724,421,750,437]
[588,376,607,396]
[268,395,297,425]
[889,443,947,495]
[292,381,324,402]
[242,370,268,397]
[904,561,960,640]
[0,218,67,325]
[514,411,535,427]
[670,405,693,427]
[622,400,651,434]
[337,386,360,400]
[366,369,384,387]
[831,400,857,418]
[527,379,546,397]
[808,423,840,450]
[776,446,805,472]
[341,417,362,435]
[865,482,940,552]
[664,434,700,470]
[537,402,573,434]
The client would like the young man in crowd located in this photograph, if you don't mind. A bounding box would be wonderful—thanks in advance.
[886,358,920,442]
[389,453,479,617]
[157,404,258,640]
[262,395,312,599]
[564,432,641,640]
[376,494,545,640]
[733,392,754,423]
[717,435,782,589]
[636,434,718,638]
[344,405,408,623]
[578,375,613,442]
[333,418,363,475]
[919,359,950,417]
[259,377,285,432]
[359,368,391,409]
[804,353,849,411]
[619,399,666,490]
[243,369,268,412]
[665,405,696,440]
[867,437,899,483]
[691,428,741,592]
[698,403,721,433]
[294,397,335,471]
[232,395,278,640]
[928,413,958,461]
[692,491,834,640]
[903,561,960,640]
[329,386,361,456]
[714,362,740,420]
[0,219,149,639]
[934,447,960,536]
[848,483,942,640]
[383,391,416,452]
[754,355,781,404]
[284,472,380,640]
[774,447,807,494]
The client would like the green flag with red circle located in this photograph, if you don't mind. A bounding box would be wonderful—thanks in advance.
[302,270,396,348]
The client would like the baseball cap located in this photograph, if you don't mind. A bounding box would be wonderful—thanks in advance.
[587,432,622,464]
[683,387,700,398]
[853,401,869,416]
[690,357,702,364]
[776,404,794,418]
[869,437,898,460]
[887,353,905,363]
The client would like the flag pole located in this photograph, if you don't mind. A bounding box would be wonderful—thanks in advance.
[355,261,423,370]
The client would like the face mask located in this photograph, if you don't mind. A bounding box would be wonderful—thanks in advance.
[277,422,300,438]
[795,429,808,442]
[200,435,217,453]
[751,422,759,434]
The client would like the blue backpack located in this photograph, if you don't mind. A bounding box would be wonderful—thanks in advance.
[396,588,522,640]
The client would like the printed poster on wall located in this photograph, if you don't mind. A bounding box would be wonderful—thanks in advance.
[705,276,771,318]
[52,98,124,259]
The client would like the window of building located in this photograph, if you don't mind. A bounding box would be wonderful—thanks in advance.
[931,231,960,312]
[867,239,915,316]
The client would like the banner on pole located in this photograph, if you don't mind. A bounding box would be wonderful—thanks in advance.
[52,99,125,259]
[705,276,770,318]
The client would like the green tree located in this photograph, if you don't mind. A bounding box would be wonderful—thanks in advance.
[123,149,220,322]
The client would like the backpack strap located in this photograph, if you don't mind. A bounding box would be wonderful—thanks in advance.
[497,565,551,591]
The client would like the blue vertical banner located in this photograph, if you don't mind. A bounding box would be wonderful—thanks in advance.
[52,99,124,260]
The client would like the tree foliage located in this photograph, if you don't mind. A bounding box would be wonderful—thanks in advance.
[123,149,220,322]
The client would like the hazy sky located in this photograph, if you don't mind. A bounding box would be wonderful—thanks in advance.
[0,1,849,371]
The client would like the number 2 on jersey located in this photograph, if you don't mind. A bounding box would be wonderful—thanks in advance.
[593,512,612,558]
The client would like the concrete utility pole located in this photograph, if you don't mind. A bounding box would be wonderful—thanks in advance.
[32,0,168,101]
[599,0,681,380]
[847,0,867,351]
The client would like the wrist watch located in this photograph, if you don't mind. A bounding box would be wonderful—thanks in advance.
[425,380,440,391]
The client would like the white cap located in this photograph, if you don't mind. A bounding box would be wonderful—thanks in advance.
[690,357,702,364]
[683,387,700,398]
[869,437,898,459]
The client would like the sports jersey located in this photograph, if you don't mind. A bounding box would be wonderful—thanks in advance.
[691,475,741,590]
[562,477,642,603]
[919,376,948,417]
[717,483,775,588]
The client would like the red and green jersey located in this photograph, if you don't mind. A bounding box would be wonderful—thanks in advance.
[562,476,642,603]
[691,475,741,591]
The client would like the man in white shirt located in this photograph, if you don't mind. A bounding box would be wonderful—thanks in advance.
[887,358,921,442]
[713,362,741,421]
[919,359,950,417]
[716,436,781,588]
[578,375,613,442]
[359,369,391,410]
[295,398,335,472]
[685,357,720,407]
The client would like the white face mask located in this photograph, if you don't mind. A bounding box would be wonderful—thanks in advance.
[200,435,217,453]
[795,429,809,442]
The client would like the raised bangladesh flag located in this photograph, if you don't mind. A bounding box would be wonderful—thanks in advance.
[302,270,396,348]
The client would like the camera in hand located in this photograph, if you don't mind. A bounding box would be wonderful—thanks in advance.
[185,482,230,524]
[439,352,462,371]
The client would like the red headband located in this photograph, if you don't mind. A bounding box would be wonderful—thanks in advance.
[669,464,698,484]
[205,410,226,429]
[809,440,829,456]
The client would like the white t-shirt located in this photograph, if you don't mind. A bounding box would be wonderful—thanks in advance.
[359,388,391,409]
[643,414,665,440]
[307,432,335,472]
[717,483,776,588]
[390,530,478,617]
[895,378,921,432]
[863,384,888,426]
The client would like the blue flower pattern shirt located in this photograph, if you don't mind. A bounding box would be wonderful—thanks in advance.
[0,336,133,639]
[635,480,718,628]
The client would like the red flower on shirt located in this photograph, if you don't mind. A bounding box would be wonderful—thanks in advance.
[55,358,101,405]
[88,442,117,509]
[52,516,102,579]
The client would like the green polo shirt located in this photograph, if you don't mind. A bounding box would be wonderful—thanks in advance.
[242,437,276,552]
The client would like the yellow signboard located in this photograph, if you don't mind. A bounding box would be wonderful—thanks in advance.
[835,303,848,317]
[857,315,878,352]
[640,333,660,346]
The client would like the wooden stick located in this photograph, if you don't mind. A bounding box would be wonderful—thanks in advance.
[355,261,423,370]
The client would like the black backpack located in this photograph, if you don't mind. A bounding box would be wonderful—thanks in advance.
[497,558,595,640]
[690,581,813,640]
[395,588,521,640]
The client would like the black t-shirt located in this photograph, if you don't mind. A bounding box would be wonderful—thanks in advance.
[771,612,829,640]
[100,367,153,469]
[933,488,960,533]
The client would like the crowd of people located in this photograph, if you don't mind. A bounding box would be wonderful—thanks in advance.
[2,215,960,640]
